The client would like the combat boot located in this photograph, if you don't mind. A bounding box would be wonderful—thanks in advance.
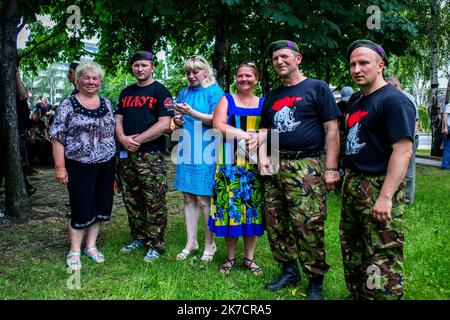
[306,277,324,300]
[265,260,300,291]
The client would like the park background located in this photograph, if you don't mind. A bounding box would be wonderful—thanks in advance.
[0,0,449,299]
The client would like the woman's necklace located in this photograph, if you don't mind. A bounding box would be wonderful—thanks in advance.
[237,92,255,108]
[77,93,99,109]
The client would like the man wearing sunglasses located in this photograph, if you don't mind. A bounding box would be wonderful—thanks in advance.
[258,40,341,300]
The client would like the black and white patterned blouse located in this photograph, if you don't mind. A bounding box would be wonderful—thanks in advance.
[50,95,116,164]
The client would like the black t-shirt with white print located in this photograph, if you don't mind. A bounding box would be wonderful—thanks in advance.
[343,84,415,174]
[260,78,341,151]
[116,81,174,153]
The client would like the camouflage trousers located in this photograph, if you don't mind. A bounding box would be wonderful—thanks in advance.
[117,151,168,253]
[340,171,405,300]
[263,157,330,278]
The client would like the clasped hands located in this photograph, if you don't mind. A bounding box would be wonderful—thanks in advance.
[119,134,141,153]
[239,131,258,155]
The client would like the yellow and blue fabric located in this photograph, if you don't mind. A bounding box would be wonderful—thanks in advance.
[208,94,265,237]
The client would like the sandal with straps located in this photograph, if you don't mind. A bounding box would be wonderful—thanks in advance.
[201,245,217,262]
[176,245,199,261]
[219,257,237,275]
[84,247,105,263]
[66,251,82,270]
[243,257,263,276]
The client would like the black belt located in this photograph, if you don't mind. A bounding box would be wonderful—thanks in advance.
[279,149,323,160]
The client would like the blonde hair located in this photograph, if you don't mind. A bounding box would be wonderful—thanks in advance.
[75,60,104,81]
[183,56,216,86]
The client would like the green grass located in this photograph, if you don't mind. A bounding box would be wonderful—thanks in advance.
[0,164,449,300]
[416,149,432,156]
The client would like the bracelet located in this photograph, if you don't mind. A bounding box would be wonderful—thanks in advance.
[325,167,338,171]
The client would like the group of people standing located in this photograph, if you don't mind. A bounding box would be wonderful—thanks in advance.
[49,38,416,300]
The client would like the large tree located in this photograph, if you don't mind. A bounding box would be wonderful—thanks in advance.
[0,0,32,219]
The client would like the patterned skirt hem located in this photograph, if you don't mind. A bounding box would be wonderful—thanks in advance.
[208,218,264,237]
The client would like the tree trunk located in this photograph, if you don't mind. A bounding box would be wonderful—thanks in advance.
[325,63,331,84]
[224,39,231,93]
[260,37,270,96]
[211,1,228,87]
[0,0,31,219]
[445,77,450,105]
[429,0,442,157]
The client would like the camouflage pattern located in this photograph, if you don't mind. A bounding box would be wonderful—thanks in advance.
[117,151,168,253]
[263,156,330,278]
[340,171,404,300]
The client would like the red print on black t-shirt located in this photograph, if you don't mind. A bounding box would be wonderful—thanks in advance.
[347,110,368,128]
[120,96,157,109]
[272,96,303,111]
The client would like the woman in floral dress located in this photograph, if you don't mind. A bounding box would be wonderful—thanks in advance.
[208,61,265,275]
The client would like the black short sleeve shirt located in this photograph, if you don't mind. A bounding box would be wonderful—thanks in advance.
[343,84,415,174]
[260,78,340,151]
[116,81,174,152]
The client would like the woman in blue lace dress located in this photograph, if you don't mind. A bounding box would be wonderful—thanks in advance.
[208,61,265,275]
[173,56,224,261]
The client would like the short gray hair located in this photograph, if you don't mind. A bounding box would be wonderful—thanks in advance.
[75,60,104,81]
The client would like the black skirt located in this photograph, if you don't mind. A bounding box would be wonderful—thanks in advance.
[66,157,115,229]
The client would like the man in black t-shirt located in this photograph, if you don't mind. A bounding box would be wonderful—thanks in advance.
[258,40,341,300]
[341,40,415,300]
[115,51,174,262]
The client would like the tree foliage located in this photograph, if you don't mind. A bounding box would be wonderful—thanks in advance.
[5,0,444,217]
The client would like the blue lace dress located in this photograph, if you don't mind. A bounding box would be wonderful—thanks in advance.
[173,83,224,195]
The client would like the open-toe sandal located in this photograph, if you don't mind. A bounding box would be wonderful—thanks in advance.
[176,246,199,260]
[66,251,82,270]
[219,257,236,275]
[243,257,263,276]
[84,247,105,263]
[201,246,217,262]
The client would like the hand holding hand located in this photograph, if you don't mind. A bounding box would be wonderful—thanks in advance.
[259,156,278,176]
[246,132,258,154]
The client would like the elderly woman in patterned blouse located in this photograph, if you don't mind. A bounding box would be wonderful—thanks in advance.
[50,61,116,271]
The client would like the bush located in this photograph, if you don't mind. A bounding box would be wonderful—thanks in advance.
[418,104,430,132]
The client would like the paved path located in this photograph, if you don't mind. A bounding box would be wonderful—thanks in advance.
[416,155,442,167]
[418,133,432,150]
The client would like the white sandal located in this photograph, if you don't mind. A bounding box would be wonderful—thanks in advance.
[200,246,217,262]
[176,246,198,260]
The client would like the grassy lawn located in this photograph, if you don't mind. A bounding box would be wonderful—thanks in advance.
[416,149,432,156]
[0,164,448,300]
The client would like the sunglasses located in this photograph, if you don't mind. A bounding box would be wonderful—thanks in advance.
[188,55,204,61]
[236,60,256,68]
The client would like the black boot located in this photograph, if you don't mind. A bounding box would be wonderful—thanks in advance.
[307,277,324,300]
[265,260,300,291]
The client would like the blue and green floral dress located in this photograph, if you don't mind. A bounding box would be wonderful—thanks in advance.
[208,94,265,237]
